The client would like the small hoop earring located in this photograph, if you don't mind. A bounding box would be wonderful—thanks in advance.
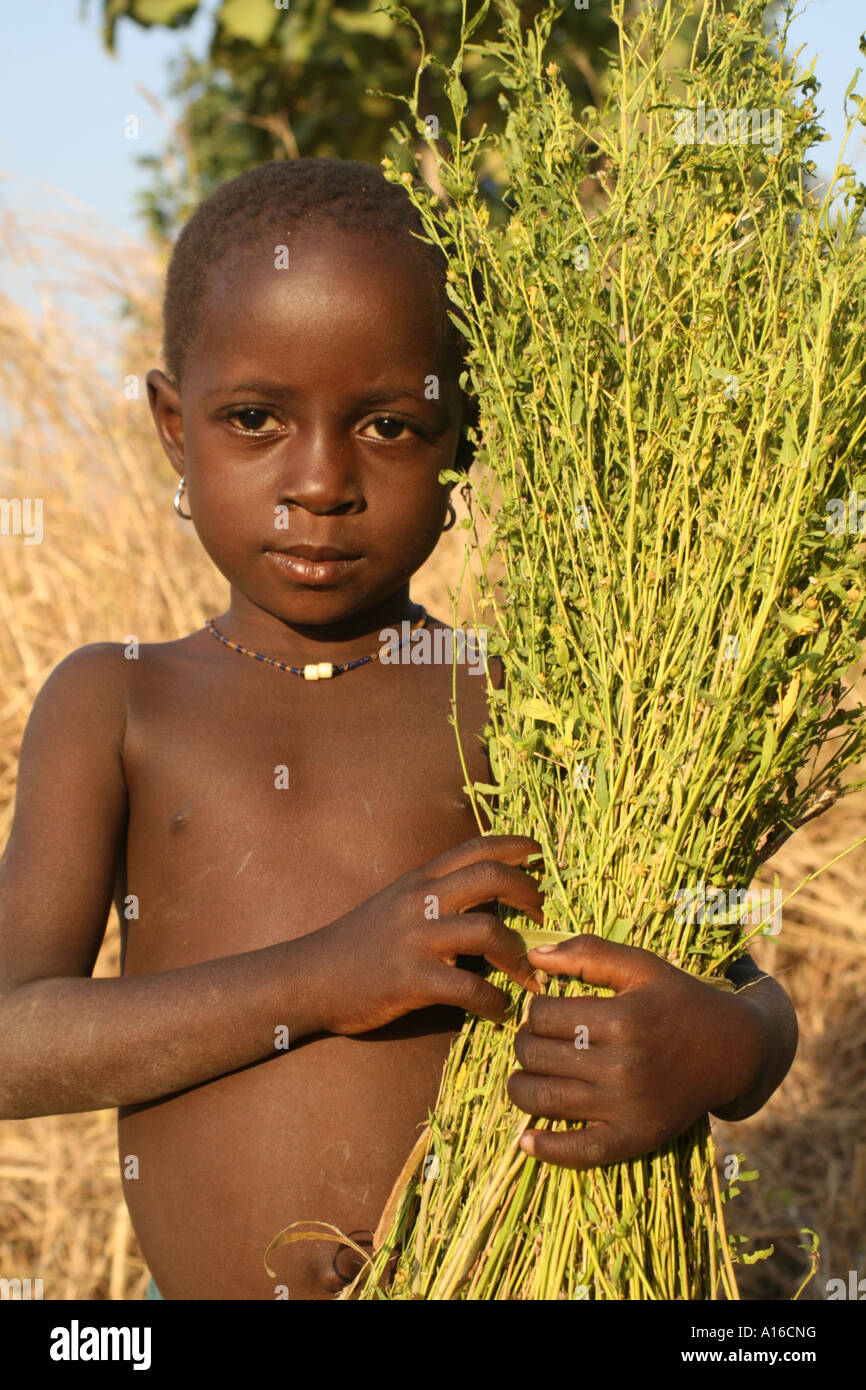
[173,477,193,520]
[442,500,457,532]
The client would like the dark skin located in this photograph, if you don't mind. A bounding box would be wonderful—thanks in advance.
[0,225,797,1299]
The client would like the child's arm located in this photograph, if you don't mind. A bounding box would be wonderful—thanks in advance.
[0,648,543,1118]
[0,646,332,1116]
[506,935,797,1169]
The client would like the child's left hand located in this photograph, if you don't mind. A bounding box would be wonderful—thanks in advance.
[507,934,797,1170]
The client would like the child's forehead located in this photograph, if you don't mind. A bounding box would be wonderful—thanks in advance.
[185,225,457,389]
[213,223,436,303]
[197,228,450,351]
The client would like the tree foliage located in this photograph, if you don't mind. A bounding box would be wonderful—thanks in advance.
[89,0,704,236]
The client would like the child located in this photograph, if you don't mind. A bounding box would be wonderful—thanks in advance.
[0,159,797,1301]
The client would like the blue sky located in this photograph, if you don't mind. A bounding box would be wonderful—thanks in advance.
[0,0,214,238]
[0,0,864,240]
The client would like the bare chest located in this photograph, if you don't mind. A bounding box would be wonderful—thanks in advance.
[119,651,492,972]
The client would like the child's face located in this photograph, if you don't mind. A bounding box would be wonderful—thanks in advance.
[148,225,468,630]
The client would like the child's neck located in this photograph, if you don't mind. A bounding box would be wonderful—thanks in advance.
[217,589,425,667]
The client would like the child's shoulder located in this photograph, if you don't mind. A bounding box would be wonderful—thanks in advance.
[21,634,210,773]
[51,630,203,673]
[37,632,206,711]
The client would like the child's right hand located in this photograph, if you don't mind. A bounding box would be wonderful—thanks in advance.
[304,835,546,1036]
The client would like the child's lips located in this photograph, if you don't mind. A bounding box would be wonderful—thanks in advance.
[265,547,362,587]
[278,544,359,562]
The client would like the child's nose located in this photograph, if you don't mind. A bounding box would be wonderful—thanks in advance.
[275,425,361,514]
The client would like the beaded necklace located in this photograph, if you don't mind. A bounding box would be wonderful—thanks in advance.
[204,607,428,680]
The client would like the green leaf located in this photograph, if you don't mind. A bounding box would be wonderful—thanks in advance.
[463,0,491,44]
[595,752,609,808]
[332,6,395,39]
[554,635,570,669]
[520,696,557,723]
[844,68,863,106]
[606,917,632,943]
[758,723,777,777]
[447,71,468,119]
[218,0,279,45]
[130,0,196,20]
[778,612,819,634]
[741,1244,775,1264]
[583,1196,601,1224]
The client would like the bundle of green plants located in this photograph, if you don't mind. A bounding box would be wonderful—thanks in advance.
[330,0,866,1298]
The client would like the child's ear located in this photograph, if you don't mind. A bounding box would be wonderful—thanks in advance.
[454,393,479,473]
[454,430,476,475]
[146,369,185,473]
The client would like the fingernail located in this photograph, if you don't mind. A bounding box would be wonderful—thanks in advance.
[520,1133,535,1155]
[533,970,548,987]
[530,944,560,954]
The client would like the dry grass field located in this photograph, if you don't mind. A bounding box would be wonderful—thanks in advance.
[0,205,862,1301]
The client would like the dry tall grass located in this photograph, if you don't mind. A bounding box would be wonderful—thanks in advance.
[0,201,862,1300]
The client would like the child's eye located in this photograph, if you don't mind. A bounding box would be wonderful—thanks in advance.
[361,416,414,442]
[228,408,282,433]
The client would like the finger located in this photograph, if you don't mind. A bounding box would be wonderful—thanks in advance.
[526,933,659,992]
[435,913,542,994]
[507,1070,597,1123]
[428,962,515,1023]
[435,860,545,924]
[524,991,622,1041]
[518,1123,644,1171]
[513,1025,605,1079]
[423,834,544,883]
